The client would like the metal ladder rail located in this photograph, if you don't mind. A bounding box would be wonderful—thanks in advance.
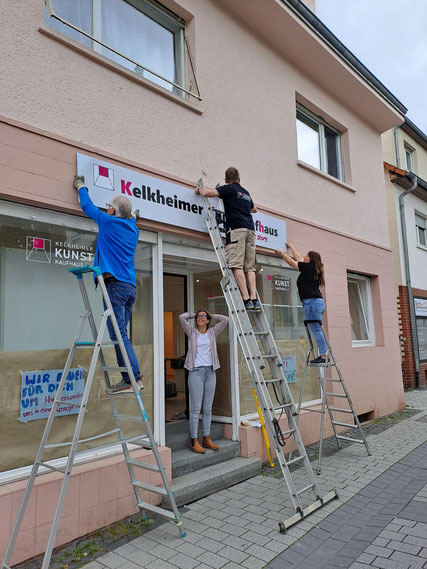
[2,298,117,569]
[295,319,371,474]
[218,275,316,513]
[2,268,184,569]
[247,309,325,498]
[320,324,371,454]
[203,198,338,525]
[291,321,340,475]
[80,272,184,533]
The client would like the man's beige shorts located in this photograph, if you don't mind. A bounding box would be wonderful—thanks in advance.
[225,228,256,272]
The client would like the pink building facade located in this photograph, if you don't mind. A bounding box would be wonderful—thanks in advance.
[0,0,406,563]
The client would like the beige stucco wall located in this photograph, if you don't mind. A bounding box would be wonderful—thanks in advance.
[1,0,401,248]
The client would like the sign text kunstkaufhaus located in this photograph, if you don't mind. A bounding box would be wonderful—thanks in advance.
[77,154,286,250]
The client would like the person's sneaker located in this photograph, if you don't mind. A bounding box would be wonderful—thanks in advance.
[136,378,144,390]
[310,356,326,365]
[251,299,262,311]
[244,299,255,311]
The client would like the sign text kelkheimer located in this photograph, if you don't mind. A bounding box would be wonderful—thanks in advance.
[77,154,286,250]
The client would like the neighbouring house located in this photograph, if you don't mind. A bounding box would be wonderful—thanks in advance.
[382,119,427,389]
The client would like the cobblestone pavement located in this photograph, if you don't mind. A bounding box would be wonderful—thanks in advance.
[82,389,427,569]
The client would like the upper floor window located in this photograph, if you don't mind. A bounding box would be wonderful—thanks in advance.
[347,273,375,347]
[415,213,427,247]
[404,143,415,172]
[45,0,193,98]
[296,105,343,181]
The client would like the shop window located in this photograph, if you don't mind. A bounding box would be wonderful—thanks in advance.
[415,213,427,247]
[45,0,192,98]
[296,105,343,180]
[347,273,375,347]
[416,317,427,362]
[0,211,154,472]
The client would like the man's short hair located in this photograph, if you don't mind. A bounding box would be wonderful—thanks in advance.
[110,196,132,219]
[225,167,240,183]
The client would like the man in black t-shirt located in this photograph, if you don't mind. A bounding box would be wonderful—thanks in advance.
[196,167,260,310]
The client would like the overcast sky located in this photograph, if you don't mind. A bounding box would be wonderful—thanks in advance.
[315,0,427,134]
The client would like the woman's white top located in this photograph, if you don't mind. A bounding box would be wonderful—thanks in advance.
[193,331,213,367]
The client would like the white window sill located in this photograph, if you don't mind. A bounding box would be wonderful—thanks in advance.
[39,25,203,115]
[297,160,356,193]
[351,341,376,348]
[416,243,427,252]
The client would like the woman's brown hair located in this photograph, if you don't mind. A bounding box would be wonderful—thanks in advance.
[308,251,325,286]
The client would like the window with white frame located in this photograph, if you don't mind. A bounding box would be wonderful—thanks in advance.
[404,143,415,172]
[415,212,427,247]
[45,0,187,96]
[296,105,343,180]
[347,273,375,347]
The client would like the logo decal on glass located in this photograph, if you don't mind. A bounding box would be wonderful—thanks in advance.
[93,164,114,190]
[26,236,52,263]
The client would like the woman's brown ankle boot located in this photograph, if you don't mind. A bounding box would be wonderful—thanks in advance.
[202,436,219,450]
[189,438,205,453]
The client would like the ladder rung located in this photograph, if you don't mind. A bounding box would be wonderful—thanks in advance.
[54,400,81,409]
[328,407,353,413]
[325,392,347,397]
[264,378,285,384]
[132,480,167,495]
[254,331,269,336]
[75,341,117,347]
[263,354,280,359]
[126,458,161,472]
[101,366,129,371]
[120,435,152,448]
[309,362,335,367]
[336,435,365,444]
[277,428,295,436]
[296,483,315,496]
[286,455,305,466]
[45,428,121,448]
[272,403,293,410]
[37,461,65,473]
[114,414,144,422]
[137,500,177,519]
[331,421,357,428]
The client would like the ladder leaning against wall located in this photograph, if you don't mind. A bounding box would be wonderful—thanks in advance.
[201,189,338,532]
[2,266,185,569]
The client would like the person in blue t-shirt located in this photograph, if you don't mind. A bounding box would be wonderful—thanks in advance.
[196,167,260,311]
[73,176,143,393]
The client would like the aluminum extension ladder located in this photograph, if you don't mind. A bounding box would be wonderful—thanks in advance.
[202,195,338,532]
[294,320,371,475]
[2,266,184,569]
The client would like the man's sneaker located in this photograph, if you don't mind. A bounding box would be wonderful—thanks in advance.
[251,299,262,311]
[106,379,143,394]
[310,356,326,365]
[244,299,255,311]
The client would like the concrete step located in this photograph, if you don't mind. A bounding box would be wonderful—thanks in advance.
[162,456,262,508]
[165,421,225,452]
[172,439,241,478]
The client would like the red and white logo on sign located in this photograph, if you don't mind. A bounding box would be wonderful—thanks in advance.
[26,236,51,263]
[93,164,114,190]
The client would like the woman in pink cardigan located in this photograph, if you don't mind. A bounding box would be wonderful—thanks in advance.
[179,310,229,454]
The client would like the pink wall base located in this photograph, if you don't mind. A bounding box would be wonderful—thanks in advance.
[0,447,171,566]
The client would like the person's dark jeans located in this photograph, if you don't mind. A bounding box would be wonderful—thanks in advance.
[103,281,141,384]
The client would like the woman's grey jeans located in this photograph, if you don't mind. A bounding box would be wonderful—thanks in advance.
[188,365,216,439]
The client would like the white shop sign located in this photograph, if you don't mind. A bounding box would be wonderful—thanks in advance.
[414,298,427,317]
[77,154,286,250]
